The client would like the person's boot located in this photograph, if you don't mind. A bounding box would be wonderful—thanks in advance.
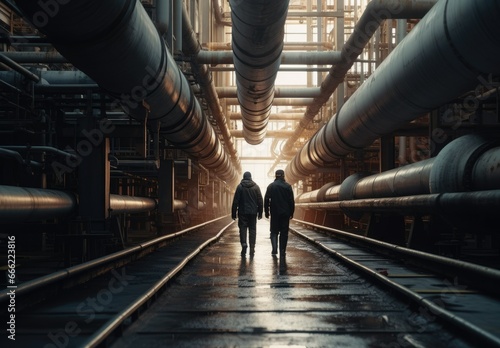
[279,233,288,256]
[270,234,278,255]
[250,245,255,256]
[241,243,247,256]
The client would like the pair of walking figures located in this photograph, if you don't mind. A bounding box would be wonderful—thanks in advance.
[231,170,295,257]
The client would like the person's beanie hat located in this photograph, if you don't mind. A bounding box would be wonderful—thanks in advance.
[243,171,252,179]
[275,169,284,178]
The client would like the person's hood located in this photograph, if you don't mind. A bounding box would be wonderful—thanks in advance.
[240,179,256,188]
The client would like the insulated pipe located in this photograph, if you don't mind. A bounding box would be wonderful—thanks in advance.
[225,98,316,106]
[429,134,500,193]
[286,0,500,184]
[230,0,290,144]
[216,87,322,98]
[0,70,96,92]
[0,148,41,168]
[196,50,342,66]
[0,53,39,82]
[109,194,157,214]
[156,0,170,35]
[352,158,434,199]
[0,187,183,221]
[0,185,76,221]
[213,0,231,26]
[16,0,238,184]
[297,135,500,204]
[230,112,305,121]
[181,4,241,175]
[231,129,295,139]
[206,41,335,51]
[1,51,67,64]
[295,190,500,216]
[276,0,437,164]
[38,71,94,85]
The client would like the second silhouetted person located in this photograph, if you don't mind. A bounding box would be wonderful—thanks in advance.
[264,169,295,256]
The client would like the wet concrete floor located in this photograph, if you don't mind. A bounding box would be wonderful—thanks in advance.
[111,219,467,348]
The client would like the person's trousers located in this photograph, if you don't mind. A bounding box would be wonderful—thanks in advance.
[238,214,257,248]
[270,214,290,253]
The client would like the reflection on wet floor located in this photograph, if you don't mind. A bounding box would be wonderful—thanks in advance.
[111,218,456,347]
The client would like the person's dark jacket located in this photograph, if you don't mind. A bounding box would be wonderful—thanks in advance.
[232,179,263,219]
[264,178,295,219]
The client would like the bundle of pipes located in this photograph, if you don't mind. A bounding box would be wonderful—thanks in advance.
[230,0,290,145]
[15,0,238,184]
[285,0,500,184]
[0,185,190,222]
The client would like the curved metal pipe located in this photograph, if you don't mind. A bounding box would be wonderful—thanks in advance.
[230,0,290,144]
[286,0,500,184]
[0,185,76,221]
[181,4,241,175]
[0,148,42,168]
[275,0,437,168]
[16,0,238,184]
[213,0,232,26]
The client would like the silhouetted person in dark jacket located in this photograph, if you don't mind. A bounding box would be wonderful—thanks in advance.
[264,169,295,256]
[232,171,263,256]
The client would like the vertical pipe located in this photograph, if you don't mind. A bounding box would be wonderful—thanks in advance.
[173,0,183,52]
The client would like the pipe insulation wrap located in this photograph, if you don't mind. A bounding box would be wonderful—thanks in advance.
[0,185,76,221]
[429,134,500,193]
[297,135,500,205]
[230,0,290,144]
[286,0,500,183]
[109,194,157,214]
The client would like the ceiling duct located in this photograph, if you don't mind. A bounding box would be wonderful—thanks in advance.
[230,0,290,145]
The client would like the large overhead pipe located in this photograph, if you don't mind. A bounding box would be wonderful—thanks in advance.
[216,87,322,99]
[0,185,76,221]
[15,0,238,184]
[181,3,241,174]
[276,0,437,171]
[196,51,342,66]
[230,0,290,144]
[286,0,500,184]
